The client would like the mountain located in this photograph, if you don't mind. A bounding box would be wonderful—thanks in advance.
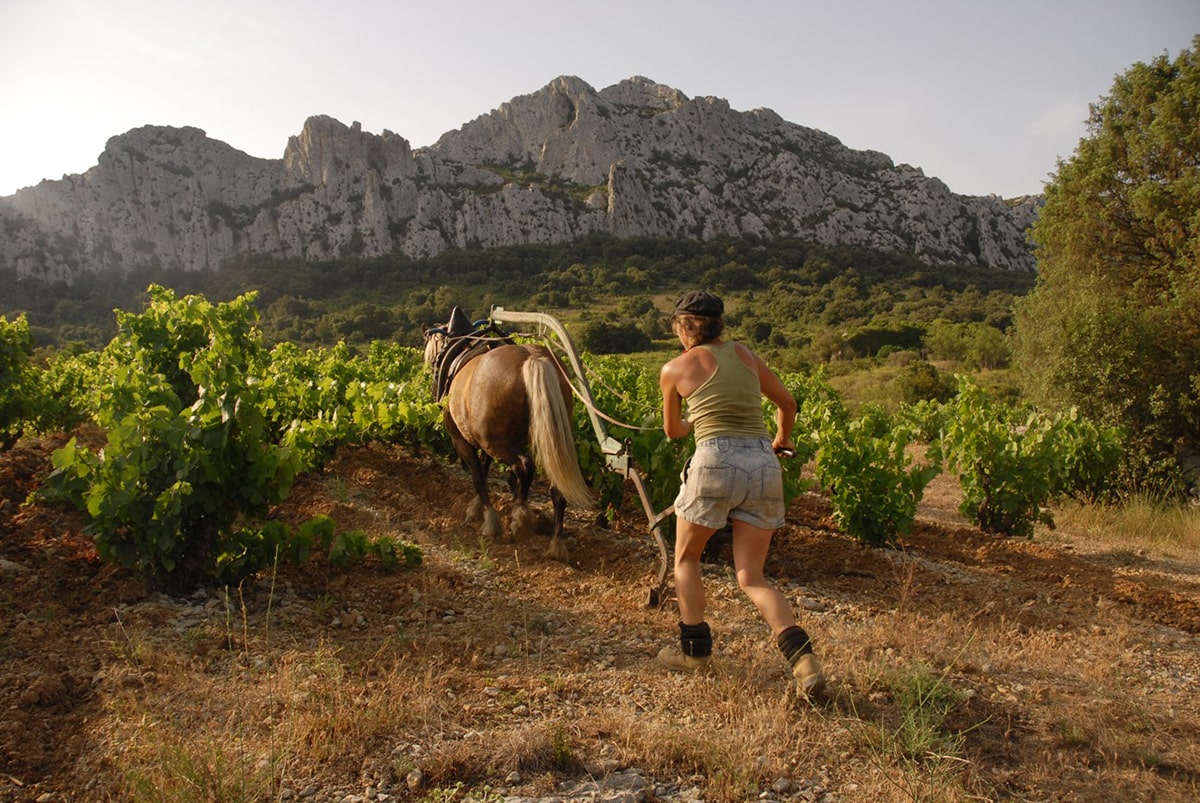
[0,76,1040,284]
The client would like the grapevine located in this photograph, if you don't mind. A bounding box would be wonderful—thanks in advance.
[795,373,936,546]
[7,287,1130,593]
[938,377,1121,537]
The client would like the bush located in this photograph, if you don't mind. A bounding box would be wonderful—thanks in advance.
[895,360,956,405]
[45,286,307,590]
[796,375,937,547]
[576,321,652,354]
[936,377,1121,536]
[0,315,35,450]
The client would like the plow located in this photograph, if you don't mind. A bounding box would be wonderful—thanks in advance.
[488,307,673,608]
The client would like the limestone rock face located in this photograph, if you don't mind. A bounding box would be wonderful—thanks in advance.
[0,76,1040,282]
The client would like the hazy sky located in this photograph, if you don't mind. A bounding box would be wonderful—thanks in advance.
[1,0,1196,199]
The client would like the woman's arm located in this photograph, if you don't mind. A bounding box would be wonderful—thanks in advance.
[659,359,694,440]
[751,350,797,451]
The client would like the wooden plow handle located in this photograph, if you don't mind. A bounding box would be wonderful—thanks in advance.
[490,307,671,607]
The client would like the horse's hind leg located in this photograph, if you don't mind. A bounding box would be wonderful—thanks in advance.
[447,417,503,540]
[465,453,495,522]
[544,486,570,563]
[466,458,503,540]
[475,453,503,539]
[509,454,537,540]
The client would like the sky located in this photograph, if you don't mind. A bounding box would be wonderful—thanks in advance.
[0,0,1197,200]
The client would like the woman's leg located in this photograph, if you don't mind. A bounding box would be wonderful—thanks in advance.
[731,517,828,699]
[673,517,718,625]
[730,519,796,634]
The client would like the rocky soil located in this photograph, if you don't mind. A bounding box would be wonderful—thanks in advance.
[1,434,1198,802]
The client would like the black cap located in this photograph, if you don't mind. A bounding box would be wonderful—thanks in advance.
[674,290,724,317]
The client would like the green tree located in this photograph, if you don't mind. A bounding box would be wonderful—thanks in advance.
[1011,37,1200,493]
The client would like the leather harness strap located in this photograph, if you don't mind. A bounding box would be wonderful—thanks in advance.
[432,328,513,402]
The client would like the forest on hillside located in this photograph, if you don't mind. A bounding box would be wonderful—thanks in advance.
[0,234,1032,376]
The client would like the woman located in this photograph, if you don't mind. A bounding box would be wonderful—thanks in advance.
[657,290,826,701]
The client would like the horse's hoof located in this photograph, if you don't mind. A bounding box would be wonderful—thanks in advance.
[544,538,570,564]
[481,509,503,540]
[510,505,536,540]
[465,497,484,523]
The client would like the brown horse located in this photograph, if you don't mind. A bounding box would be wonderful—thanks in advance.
[424,327,595,562]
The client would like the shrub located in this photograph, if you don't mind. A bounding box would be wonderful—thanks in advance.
[794,373,937,547]
[809,400,939,547]
[576,321,652,354]
[895,360,955,405]
[0,315,35,450]
[45,286,307,590]
[936,377,1121,536]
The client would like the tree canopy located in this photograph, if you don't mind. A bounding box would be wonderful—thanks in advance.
[1012,36,1200,492]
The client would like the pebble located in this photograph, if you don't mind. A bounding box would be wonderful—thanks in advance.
[0,557,29,575]
[254,766,840,803]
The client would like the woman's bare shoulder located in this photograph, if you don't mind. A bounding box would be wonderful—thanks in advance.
[732,341,763,369]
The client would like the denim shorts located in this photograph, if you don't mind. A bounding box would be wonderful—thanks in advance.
[673,437,785,530]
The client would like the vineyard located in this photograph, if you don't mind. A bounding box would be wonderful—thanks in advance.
[1,287,1123,592]
[2,288,1199,801]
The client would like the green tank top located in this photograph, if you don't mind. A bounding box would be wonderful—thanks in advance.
[685,342,768,444]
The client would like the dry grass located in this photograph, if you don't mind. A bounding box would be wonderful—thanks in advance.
[86,557,1200,803]
[4,440,1200,802]
[1050,496,1200,559]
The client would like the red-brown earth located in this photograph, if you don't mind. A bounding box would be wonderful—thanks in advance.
[2,433,1198,801]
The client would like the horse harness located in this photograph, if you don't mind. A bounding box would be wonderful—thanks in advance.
[430,318,513,402]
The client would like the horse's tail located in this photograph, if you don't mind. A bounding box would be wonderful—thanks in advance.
[523,355,596,510]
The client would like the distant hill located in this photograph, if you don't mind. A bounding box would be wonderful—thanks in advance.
[0,75,1040,284]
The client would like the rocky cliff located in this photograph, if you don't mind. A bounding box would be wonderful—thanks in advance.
[0,76,1040,283]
